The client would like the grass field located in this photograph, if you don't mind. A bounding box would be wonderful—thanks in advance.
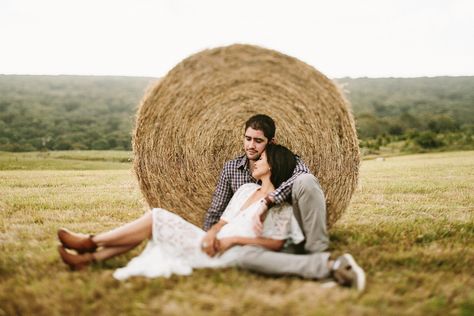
[0,150,473,315]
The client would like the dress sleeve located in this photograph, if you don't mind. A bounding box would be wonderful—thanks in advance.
[261,204,305,243]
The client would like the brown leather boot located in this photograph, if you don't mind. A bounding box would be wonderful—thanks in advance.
[57,228,98,254]
[58,245,95,271]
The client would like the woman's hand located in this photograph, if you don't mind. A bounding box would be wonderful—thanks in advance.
[251,199,269,236]
[202,220,228,257]
[201,232,219,257]
[215,237,236,255]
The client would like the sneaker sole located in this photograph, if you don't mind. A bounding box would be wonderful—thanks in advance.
[342,253,366,292]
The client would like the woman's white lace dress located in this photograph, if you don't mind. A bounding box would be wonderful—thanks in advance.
[113,183,304,280]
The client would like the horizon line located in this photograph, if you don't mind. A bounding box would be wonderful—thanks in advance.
[1,73,473,80]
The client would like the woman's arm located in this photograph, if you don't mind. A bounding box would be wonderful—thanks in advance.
[217,236,285,253]
[202,219,227,257]
[206,220,227,239]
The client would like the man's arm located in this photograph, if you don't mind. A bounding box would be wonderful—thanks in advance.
[251,157,311,236]
[217,236,285,254]
[203,164,234,231]
[269,156,311,205]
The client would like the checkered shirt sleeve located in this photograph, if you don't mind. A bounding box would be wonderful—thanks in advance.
[270,156,311,205]
[203,162,234,231]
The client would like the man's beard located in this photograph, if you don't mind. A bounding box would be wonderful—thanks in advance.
[247,152,261,161]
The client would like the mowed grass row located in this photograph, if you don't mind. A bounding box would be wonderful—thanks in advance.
[0,151,132,170]
[0,151,473,315]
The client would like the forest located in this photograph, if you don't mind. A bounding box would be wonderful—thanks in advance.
[0,75,472,154]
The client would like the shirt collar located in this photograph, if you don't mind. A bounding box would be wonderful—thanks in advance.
[237,154,260,183]
[237,154,249,170]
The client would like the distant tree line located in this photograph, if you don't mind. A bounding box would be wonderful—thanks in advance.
[0,75,473,153]
[0,75,153,152]
[337,77,474,153]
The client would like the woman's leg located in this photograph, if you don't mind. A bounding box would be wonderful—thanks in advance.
[92,243,141,261]
[58,242,142,270]
[92,211,153,247]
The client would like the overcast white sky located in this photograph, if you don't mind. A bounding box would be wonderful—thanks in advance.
[1,0,473,78]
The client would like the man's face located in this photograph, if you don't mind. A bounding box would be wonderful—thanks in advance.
[244,127,269,161]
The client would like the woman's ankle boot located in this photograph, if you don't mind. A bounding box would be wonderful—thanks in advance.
[58,245,95,271]
[57,228,98,253]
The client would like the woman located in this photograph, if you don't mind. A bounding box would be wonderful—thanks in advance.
[58,144,305,279]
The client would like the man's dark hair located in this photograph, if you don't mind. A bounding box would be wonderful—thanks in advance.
[245,114,276,140]
[265,143,296,189]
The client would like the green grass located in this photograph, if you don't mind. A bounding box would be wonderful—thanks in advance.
[0,151,132,170]
[0,150,473,315]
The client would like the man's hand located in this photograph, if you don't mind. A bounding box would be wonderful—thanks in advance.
[201,231,219,257]
[252,200,269,236]
[215,237,236,255]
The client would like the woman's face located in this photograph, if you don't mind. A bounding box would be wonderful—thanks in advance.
[252,150,271,180]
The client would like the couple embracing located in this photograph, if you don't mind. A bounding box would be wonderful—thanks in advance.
[57,114,365,291]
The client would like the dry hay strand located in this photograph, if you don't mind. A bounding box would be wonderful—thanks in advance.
[133,44,359,228]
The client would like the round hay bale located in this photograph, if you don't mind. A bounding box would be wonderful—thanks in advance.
[133,44,359,229]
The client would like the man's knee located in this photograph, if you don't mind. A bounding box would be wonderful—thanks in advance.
[292,174,322,198]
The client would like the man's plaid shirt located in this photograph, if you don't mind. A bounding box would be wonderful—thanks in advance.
[203,154,311,231]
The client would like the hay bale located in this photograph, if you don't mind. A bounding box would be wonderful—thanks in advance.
[133,44,359,228]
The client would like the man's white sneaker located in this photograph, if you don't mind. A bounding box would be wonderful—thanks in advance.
[331,253,366,292]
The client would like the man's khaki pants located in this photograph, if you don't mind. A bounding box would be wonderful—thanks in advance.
[235,174,331,279]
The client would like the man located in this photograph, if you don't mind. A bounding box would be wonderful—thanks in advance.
[202,114,365,291]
